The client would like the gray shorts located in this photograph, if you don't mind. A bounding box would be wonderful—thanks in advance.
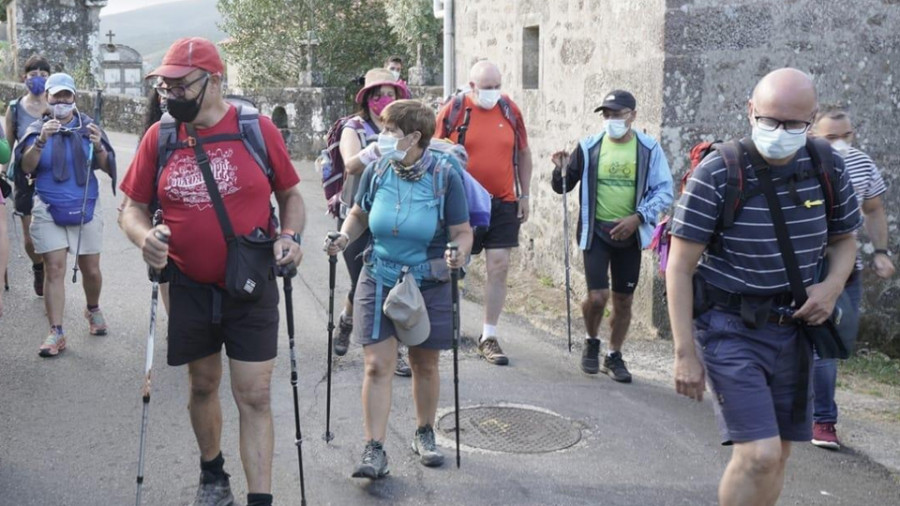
[30,196,104,255]
[694,309,813,445]
[352,268,453,350]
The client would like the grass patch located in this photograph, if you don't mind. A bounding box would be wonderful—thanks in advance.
[839,350,900,387]
[539,276,555,288]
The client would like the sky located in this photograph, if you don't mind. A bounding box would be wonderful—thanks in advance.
[100,0,185,17]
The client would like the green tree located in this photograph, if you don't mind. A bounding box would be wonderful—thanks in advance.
[217,0,404,88]
[384,0,442,77]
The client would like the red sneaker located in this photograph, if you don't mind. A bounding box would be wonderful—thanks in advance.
[811,422,841,450]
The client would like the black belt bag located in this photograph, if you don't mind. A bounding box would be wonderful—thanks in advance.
[187,124,275,302]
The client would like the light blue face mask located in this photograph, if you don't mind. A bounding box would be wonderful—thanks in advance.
[377,132,407,161]
[751,125,806,160]
[604,119,629,139]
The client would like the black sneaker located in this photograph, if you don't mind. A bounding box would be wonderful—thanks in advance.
[581,338,600,374]
[477,336,509,365]
[600,351,632,383]
[395,350,412,377]
[351,440,390,479]
[411,424,444,467]
[334,311,352,356]
[191,470,235,506]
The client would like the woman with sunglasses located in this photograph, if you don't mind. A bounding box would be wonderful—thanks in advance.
[17,72,116,358]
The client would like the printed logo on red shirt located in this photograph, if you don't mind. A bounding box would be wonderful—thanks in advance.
[163,148,241,210]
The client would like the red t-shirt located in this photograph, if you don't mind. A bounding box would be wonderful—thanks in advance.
[120,105,300,284]
[435,93,528,202]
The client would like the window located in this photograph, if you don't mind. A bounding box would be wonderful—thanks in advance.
[523,26,540,89]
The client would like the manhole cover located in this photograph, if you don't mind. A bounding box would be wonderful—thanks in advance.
[436,405,581,453]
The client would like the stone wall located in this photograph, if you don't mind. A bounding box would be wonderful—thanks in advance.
[450,0,900,356]
[452,0,669,331]
[662,0,900,355]
[9,0,106,80]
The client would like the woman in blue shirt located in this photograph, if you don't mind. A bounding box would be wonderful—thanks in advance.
[18,72,115,358]
[326,100,472,478]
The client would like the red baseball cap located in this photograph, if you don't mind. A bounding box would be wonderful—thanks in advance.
[147,37,224,79]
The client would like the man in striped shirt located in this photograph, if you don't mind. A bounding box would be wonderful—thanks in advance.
[666,68,861,505]
[807,107,895,450]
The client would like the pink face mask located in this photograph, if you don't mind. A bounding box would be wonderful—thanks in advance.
[368,95,394,116]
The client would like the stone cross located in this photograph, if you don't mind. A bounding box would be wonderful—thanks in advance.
[105,30,115,45]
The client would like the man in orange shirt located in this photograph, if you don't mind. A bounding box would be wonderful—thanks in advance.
[435,60,532,365]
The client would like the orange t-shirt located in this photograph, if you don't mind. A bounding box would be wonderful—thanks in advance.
[435,94,528,202]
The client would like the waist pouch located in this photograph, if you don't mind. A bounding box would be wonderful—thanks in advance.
[799,288,857,359]
[47,197,96,226]
[596,220,637,248]
[224,228,276,302]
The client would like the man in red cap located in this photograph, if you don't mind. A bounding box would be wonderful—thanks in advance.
[119,37,305,506]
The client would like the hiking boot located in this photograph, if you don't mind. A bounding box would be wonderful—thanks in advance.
[85,308,108,336]
[411,424,444,467]
[600,351,632,383]
[33,264,44,296]
[477,336,509,365]
[38,329,66,358]
[191,470,235,506]
[395,350,412,377]
[811,422,841,450]
[581,338,601,374]
[351,440,389,479]
[334,311,352,356]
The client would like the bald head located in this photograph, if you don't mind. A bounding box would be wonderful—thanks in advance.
[469,60,501,89]
[749,68,818,125]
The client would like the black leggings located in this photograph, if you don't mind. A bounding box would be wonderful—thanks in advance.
[338,218,371,305]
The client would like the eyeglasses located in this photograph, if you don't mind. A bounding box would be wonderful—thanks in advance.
[754,116,811,134]
[601,109,632,120]
[154,73,209,99]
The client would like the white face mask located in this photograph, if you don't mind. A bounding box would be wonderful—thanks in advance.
[604,119,629,139]
[52,102,75,120]
[476,88,501,109]
[390,70,401,81]
[377,132,407,161]
[831,139,851,158]
[751,125,807,160]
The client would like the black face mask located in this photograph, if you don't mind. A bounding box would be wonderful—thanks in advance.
[166,77,208,123]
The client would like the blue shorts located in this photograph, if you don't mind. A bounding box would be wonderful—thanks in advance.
[694,310,813,445]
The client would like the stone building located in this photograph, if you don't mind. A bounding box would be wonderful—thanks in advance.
[6,0,106,80]
[99,36,143,96]
[450,0,900,354]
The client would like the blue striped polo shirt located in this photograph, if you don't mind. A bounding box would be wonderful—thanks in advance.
[670,145,862,296]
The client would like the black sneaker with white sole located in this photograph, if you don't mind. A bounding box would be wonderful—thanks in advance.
[600,351,632,383]
[191,470,236,506]
[411,424,444,467]
[581,338,601,374]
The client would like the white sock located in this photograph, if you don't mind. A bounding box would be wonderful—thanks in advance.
[481,324,497,341]
[607,350,619,357]
[586,333,597,342]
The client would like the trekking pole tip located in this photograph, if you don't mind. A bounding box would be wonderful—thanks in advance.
[323,431,334,443]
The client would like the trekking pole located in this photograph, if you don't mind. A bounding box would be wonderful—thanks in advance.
[135,223,168,506]
[324,231,340,443]
[94,89,104,128]
[71,143,94,283]
[448,241,461,468]
[280,257,308,506]
[456,107,472,146]
[561,162,573,353]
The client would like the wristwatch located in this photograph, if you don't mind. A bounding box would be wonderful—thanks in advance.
[874,248,891,257]
[280,229,302,246]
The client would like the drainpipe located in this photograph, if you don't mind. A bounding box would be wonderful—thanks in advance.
[436,0,455,98]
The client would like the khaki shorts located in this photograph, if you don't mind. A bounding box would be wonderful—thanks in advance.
[30,196,104,255]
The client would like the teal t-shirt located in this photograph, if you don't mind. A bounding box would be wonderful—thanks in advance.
[355,156,469,284]
[595,134,637,221]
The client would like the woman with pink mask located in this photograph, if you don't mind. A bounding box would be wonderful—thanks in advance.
[334,68,413,376]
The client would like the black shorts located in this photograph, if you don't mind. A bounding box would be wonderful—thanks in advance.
[583,230,642,294]
[166,277,280,366]
[472,198,520,254]
[13,179,34,216]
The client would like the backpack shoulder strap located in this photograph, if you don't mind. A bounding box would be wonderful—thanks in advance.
[441,95,464,139]
[498,97,518,131]
[156,112,181,175]
[805,137,836,219]
[714,140,744,229]
[234,103,274,183]
[9,98,19,139]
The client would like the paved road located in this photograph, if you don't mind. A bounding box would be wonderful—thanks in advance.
[1,131,898,505]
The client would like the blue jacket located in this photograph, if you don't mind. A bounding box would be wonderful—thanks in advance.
[551,130,674,250]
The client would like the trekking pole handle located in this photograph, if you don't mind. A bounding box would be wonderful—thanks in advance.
[326,231,343,261]
[149,229,169,282]
[447,241,459,263]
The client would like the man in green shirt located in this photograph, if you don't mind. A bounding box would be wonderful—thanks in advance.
[552,90,674,383]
